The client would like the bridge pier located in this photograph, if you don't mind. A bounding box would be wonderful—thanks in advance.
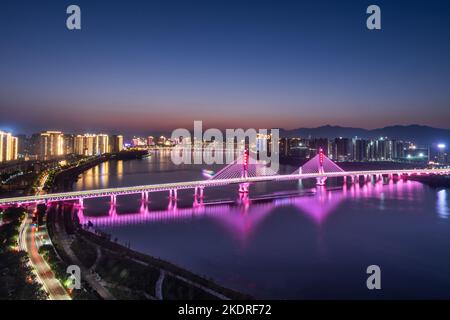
[194,187,205,199]
[110,195,117,205]
[193,196,204,208]
[168,197,177,210]
[141,192,146,202]
[169,189,178,199]
[79,198,84,207]
[239,183,250,193]
[194,186,205,198]
[316,177,326,186]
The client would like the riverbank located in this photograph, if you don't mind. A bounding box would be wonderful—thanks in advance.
[52,150,149,192]
[51,203,251,300]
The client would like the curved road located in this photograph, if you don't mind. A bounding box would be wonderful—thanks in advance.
[19,214,70,300]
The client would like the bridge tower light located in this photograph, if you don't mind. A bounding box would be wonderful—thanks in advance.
[316,148,327,186]
[319,148,324,166]
[242,148,249,179]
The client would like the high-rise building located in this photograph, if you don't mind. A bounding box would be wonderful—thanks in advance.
[110,135,124,153]
[430,143,447,164]
[75,134,111,156]
[16,134,30,159]
[256,133,271,153]
[38,131,64,160]
[96,134,109,154]
[63,134,75,155]
[352,138,370,161]
[147,136,154,146]
[0,131,19,162]
[331,137,351,161]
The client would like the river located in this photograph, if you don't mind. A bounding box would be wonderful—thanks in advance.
[73,151,450,299]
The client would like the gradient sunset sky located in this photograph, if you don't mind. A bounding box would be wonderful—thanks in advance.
[1,0,450,135]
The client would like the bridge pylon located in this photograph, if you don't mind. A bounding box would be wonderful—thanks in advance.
[294,148,345,186]
[239,149,250,193]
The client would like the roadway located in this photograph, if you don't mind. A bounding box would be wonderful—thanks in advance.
[17,170,71,300]
[19,215,70,300]
[2,168,450,206]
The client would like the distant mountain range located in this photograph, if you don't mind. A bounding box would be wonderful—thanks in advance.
[281,125,450,146]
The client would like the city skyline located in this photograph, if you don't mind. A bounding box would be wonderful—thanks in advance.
[1,0,450,135]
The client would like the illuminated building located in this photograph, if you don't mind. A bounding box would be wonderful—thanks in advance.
[132,137,146,147]
[75,134,110,156]
[110,135,124,153]
[256,133,271,153]
[430,143,448,165]
[331,137,351,161]
[0,131,19,162]
[38,131,64,160]
[63,134,75,155]
[96,134,109,154]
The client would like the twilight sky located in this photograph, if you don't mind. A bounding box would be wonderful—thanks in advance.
[1,0,450,135]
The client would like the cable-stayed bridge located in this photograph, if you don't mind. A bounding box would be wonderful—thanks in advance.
[0,149,449,207]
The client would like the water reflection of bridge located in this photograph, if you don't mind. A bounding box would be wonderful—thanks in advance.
[77,179,425,239]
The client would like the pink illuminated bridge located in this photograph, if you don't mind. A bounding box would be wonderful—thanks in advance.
[0,150,449,207]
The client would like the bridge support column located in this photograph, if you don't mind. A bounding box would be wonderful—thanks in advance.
[79,198,84,207]
[141,192,149,202]
[168,189,178,199]
[194,186,204,198]
[316,176,326,186]
[239,183,250,193]
[111,195,116,204]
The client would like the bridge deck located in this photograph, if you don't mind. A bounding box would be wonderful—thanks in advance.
[0,168,448,205]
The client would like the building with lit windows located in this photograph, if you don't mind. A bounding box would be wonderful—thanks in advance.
[0,130,18,163]
[38,131,64,160]
[110,135,124,153]
[74,134,110,156]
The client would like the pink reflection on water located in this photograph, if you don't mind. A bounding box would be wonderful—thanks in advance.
[77,179,426,240]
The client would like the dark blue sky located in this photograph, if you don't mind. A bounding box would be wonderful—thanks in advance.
[1,0,449,135]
